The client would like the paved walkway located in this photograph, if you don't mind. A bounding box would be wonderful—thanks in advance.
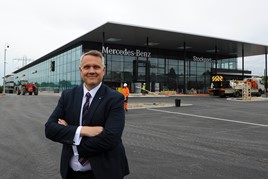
[2,92,268,109]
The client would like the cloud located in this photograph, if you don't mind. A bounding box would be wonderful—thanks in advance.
[0,0,268,84]
[239,55,267,76]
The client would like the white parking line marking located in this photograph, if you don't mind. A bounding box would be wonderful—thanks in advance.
[148,108,268,127]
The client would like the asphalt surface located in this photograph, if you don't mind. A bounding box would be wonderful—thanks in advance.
[0,93,268,179]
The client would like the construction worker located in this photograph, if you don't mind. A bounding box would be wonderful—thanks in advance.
[141,83,146,95]
[121,83,130,111]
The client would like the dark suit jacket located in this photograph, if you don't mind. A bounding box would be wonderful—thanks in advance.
[45,84,129,179]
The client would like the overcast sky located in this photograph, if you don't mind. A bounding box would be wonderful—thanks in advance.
[1,0,268,84]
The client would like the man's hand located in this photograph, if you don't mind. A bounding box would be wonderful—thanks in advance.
[80,126,104,137]
[58,118,68,126]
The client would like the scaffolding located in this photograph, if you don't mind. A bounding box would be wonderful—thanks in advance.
[242,81,251,100]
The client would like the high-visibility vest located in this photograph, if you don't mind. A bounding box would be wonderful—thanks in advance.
[121,87,129,97]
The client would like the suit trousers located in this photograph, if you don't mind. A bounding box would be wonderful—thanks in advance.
[67,168,95,179]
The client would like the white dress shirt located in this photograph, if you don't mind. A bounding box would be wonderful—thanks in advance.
[69,82,102,171]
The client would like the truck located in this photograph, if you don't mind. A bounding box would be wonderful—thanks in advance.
[219,78,265,97]
[208,75,265,97]
[208,75,224,96]
[4,74,15,93]
[15,79,38,95]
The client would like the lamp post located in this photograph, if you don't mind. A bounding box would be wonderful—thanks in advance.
[3,43,9,94]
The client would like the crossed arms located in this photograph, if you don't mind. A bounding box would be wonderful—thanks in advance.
[58,118,103,137]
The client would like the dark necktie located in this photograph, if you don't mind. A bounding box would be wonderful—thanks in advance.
[82,92,91,125]
[79,92,91,166]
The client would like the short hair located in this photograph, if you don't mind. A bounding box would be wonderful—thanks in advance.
[80,50,105,67]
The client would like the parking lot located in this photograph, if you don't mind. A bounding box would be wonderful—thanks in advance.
[0,93,268,179]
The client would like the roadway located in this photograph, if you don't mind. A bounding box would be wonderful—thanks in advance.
[0,93,268,179]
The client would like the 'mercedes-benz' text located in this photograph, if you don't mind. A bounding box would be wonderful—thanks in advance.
[102,46,151,58]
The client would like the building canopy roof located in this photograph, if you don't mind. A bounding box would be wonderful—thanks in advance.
[14,22,268,73]
[85,22,268,57]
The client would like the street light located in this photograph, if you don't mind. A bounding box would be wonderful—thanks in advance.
[3,43,9,94]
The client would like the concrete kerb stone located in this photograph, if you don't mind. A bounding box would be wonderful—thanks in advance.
[128,102,192,109]
[38,91,61,96]
[227,96,268,102]
[128,93,194,109]
[37,91,194,109]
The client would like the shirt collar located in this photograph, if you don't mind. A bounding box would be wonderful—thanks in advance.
[83,82,102,99]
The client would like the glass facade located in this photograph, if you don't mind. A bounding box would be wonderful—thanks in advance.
[212,58,237,69]
[13,44,237,94]
[14,46,82,91]
[102,48,237,93]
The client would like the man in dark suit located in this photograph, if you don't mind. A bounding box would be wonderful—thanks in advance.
[45,50,129,179]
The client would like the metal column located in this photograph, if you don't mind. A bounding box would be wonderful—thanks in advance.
[102,31,107,74]
[214,45,218,75]
[146,37,150,91]
[242,44,244,79]
[183,42,186,94]
[265,47,267,97]
[3,43,9,94]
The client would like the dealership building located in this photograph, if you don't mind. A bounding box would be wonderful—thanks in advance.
[13,22,268,93]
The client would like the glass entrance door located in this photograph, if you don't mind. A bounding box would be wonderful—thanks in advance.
[133,59,150,83]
